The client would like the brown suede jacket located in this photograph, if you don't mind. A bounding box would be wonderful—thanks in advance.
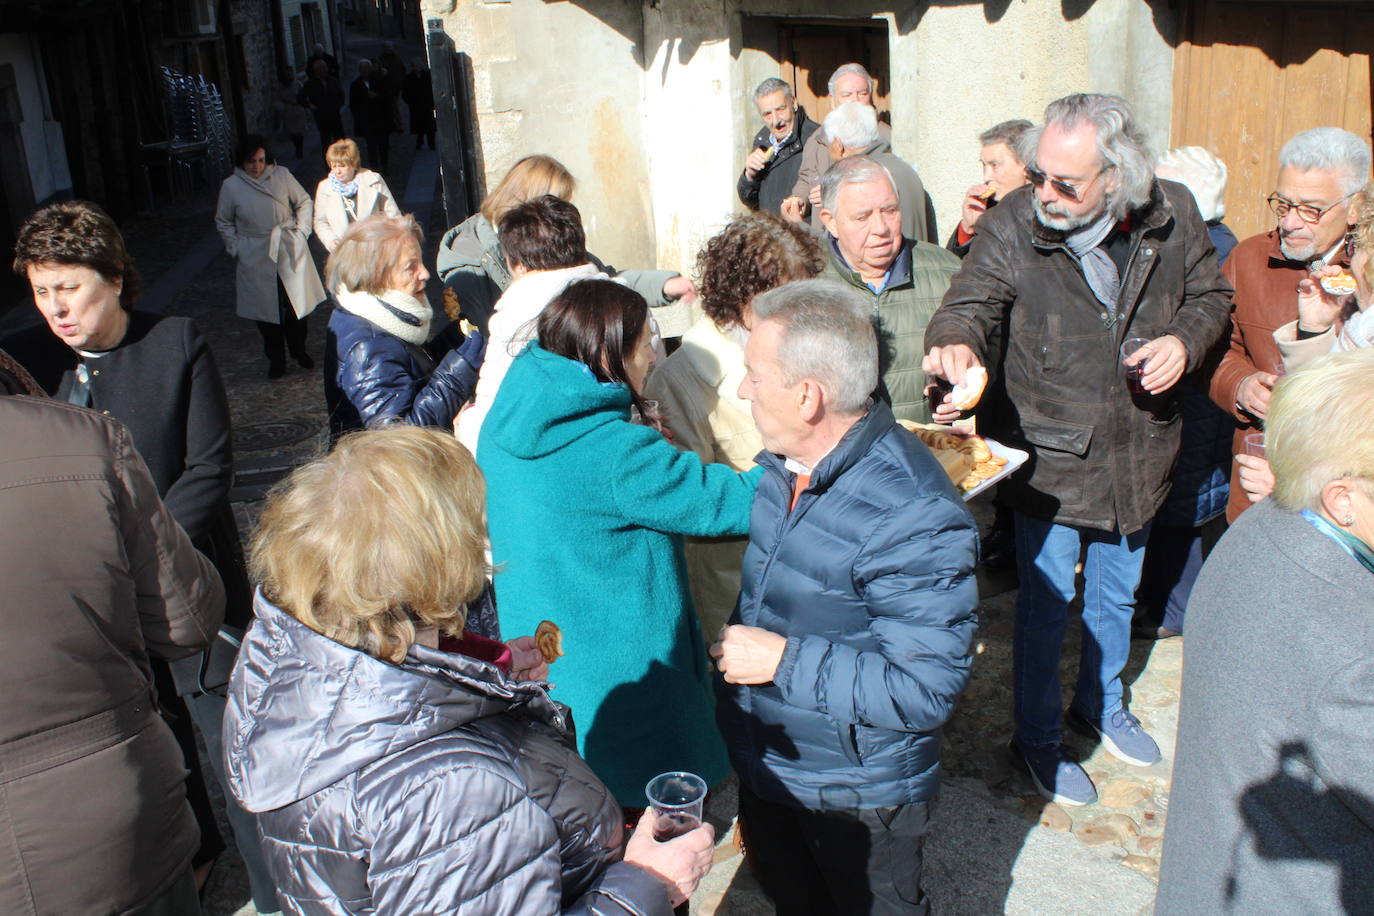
[924,180,1234,534]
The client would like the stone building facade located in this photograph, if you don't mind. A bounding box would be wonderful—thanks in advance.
[424,0,1175,280]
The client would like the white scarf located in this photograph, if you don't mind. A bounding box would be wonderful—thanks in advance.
[335,287,432,345]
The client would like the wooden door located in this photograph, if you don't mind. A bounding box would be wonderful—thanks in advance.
[778,21,889,129]
[1172,0,1374,240]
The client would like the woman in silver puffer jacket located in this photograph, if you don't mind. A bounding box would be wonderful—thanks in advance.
[222,427,714,915]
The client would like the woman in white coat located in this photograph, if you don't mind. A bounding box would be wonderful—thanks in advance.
[313,138,401,253]
[215,133,325,378]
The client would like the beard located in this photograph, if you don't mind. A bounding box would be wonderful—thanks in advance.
[1278,233,1318,263]
[1033,196,1106,232]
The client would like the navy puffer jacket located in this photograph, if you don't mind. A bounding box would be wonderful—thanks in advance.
[716,401,979,809]
[224,594,671,916]
[325,306,483,438]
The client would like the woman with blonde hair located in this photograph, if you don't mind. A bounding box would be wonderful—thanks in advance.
[313,138,401,253]
[223,426,715,913]
[323,212,484,438]
[1158,347,1374,913]
[435,154,693,331]
[644,212,823,639]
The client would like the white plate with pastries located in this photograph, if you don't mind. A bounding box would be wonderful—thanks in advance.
[897,420,1029,502]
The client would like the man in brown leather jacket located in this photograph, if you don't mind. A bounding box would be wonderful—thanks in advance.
[923,93,1231,807]
[0,386,224,914]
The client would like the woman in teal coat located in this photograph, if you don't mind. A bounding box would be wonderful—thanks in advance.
[478,279,762,806]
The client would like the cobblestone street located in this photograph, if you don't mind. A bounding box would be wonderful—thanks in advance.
[2,28,1178,916]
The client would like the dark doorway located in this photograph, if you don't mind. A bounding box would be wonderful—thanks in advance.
[765,18,891,127]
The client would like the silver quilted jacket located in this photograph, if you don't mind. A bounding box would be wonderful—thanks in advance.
[224,593,670,915]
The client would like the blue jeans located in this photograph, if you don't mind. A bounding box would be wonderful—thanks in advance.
[1012,513,1151,747]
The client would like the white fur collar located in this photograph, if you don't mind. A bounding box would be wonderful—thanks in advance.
[335,287,432,344]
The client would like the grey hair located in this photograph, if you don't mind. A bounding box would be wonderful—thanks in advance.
[753,77,794,105]
[358,58,372,69]
[1278,128,1372,197]
[822,102,879,151]
[827,63,875,99]
[751,278,877,415]
[1023,93,1155,221]
[979,118,1033,151]
[819,155,897,214]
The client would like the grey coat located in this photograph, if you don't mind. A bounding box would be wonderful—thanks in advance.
[224,594,671,916]
[435,212,678,333]
[215,165,326,323]
[1157,498,1374,914]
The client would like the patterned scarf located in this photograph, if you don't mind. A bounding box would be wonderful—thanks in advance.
[329,175,359,199]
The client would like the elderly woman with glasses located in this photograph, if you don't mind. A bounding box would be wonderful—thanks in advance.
[1158,347,1374,914]
[224,427,715,913]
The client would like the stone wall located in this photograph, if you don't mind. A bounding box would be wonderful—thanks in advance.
[232,0,279,137]
[427,0,1177,286]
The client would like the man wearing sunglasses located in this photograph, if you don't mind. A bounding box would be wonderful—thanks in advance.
[921,93,1231,808]
[1207,127,1369,524]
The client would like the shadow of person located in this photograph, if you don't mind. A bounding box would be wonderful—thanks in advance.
[1229,741,1374,912]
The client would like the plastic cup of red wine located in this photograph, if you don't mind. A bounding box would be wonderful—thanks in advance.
[644,771,706,841]
[1121,337,1152,395]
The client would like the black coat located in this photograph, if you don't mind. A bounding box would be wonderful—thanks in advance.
[350,75,390,134]
[736,109,818,215]
[3,311,250,628]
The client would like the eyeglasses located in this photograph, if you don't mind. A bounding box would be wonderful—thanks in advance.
[1266,191,1355,225]
[1024,166,1105,203]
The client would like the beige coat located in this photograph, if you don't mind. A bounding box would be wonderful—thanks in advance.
[313,169,402,252]
[215,165,325,323]
[643,317,761,639]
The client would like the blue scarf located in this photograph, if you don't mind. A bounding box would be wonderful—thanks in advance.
[1301,509,1374,576]
[329,175,359,198]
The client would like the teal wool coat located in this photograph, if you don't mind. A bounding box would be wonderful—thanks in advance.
[478,343,762,804]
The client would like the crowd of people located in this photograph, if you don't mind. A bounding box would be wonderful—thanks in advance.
[1,57,1372,916]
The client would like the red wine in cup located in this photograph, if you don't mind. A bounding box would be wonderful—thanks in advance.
[653,811,699,841]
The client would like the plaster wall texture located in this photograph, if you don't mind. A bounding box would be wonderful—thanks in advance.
[430,0,1176,292]
[896,0,1175,246]
[429,0,660,277]
[0,33,72,204]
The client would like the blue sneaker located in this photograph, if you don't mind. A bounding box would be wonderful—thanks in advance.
[1009,740,1097,807]
[1067,707,1161,767]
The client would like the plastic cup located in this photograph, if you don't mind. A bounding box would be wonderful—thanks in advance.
[644,771,706,841]
[1242,432,1266,458]
[1121,337,1151,395]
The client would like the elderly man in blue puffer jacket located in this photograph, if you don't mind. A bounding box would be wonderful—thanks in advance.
[711,279,979,915]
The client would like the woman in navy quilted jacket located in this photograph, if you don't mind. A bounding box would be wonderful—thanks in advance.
[323,212,485,440]
[223,427,715,914]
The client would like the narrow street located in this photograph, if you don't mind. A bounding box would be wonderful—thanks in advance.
[3,25,1177,916]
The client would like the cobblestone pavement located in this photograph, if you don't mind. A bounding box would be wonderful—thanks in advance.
[12,24,1179,912]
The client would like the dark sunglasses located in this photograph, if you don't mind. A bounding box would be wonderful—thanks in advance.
[1024,166,1103,203]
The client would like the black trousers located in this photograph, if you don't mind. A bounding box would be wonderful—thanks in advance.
[255,282,309,368]
[363,130,391,174]
[738,782,932,915]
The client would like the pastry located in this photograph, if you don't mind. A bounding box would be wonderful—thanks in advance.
[1320,270,1358,296]
[950,366,989,412]
[534,620,564,664]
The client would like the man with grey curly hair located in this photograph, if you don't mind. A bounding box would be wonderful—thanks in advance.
[923,91,1232,807]
[713,277,977,914]
[1208,126,1370,524]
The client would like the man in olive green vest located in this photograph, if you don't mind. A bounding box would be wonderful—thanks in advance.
[819,155,961,422]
